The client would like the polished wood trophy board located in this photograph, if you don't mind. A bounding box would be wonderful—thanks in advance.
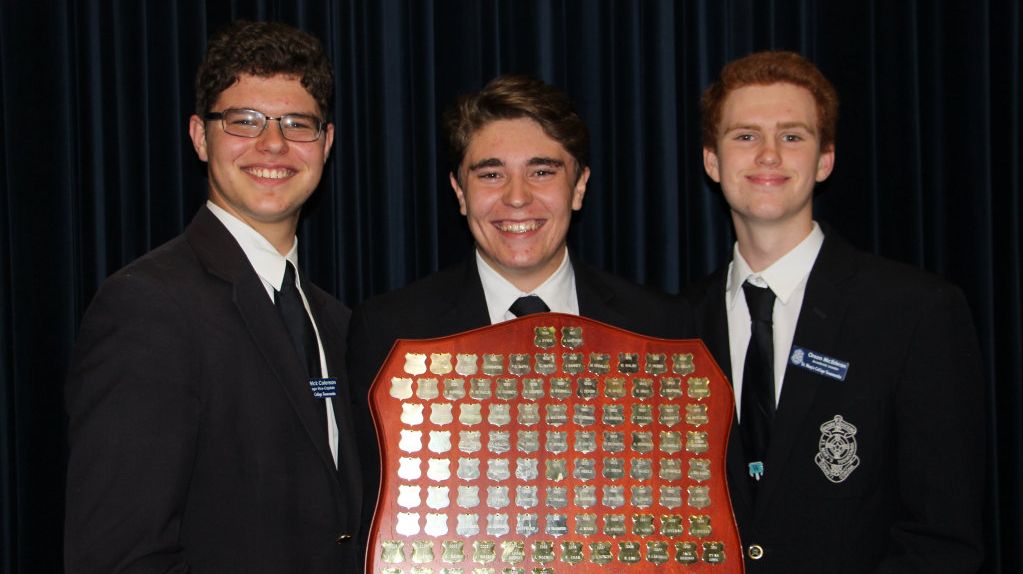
[367,313,742,574]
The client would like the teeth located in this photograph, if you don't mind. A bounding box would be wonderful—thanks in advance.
[247,167,291,180]
[497,221,541,233]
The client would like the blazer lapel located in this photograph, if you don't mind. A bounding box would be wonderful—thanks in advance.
[186,208,339,480]
[755,235,855,513]
[435,255,496,332]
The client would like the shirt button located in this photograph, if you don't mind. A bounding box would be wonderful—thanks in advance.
[336,533,353,544]
[748,544,764,560]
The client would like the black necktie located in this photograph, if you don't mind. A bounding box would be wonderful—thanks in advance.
[275,262,322,379]
[741,281,776,483]
[509,295,550,317]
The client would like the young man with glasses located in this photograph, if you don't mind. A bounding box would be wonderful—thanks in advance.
[65,21,364,573]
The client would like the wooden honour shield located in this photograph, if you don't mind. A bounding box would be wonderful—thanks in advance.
[367,313,742,573]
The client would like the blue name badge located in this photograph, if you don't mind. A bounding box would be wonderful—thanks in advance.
[789,346,849,381]
[309,378,338,399]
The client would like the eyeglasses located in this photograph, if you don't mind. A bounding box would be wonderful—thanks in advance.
[204,108,325,142]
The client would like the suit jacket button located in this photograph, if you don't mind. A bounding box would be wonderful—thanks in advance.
[336,533,353,543]
[747,544,764,560]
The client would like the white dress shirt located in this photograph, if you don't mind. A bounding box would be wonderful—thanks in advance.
[726,222,824,421]
[207,201,339,466]
[476,248,580,325]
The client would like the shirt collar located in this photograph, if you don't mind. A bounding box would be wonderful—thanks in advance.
[206,200,298,290]
[726,221,824,309]
[476,248,574,324]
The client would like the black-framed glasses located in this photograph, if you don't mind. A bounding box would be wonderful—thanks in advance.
[204,108,325,142]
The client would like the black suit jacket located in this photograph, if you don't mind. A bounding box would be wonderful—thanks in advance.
[65,207,364,574]
[683,229,985,574]
[347,252,692,538]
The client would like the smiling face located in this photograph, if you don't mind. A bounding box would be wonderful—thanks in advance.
[189,74,334,252]
[703,82,834,240]
[451,117,589,292]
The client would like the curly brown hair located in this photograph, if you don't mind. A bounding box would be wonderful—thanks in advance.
[443,75,590,184]
[194,21,334,120]
[701,51,838,151]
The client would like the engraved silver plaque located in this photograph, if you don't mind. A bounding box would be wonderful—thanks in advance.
[659,458,683,481]
[486,486,510,509]
[412,539,434,564]
[630,458,653,481]
[473,540,496,564]
[574,485,597,508]
[431,403,454,425]
[603,431,625,453]
[381,540,405,563]
[561,541,584,565]
[619,541,642,563]
[602,485,626,508]
[508,354,531,375]
[630,486,653,509]
[544,514,568,537]
[457,485,479,508]
[516,513,538,536]
[534,353,556,375]
[545,404,568,426]
[560,326,583,349]
[590,541,613,564]
[458,404,482,426]
[482,354,504,376]
[515,485,538,509]
[690,514,712,537]
[545,459,567,481]
[647,541,670,564]
[404,353,427,375]
[676,541,698,564]
[487,458,510,481]
[516,403,539,426]
[561,353,584,375]
[442,540,465,563]
[545,486,569,510]
[443,378,466,400]
[602,405,625,427]
[688,458,711,482]
[645,353,667,374]
[427,458,451,481]
[487,404,511,426]
[659,431,682,455]
[532,540,556,564]
[604,377,626,399]
[631,404,653,426]
[486,513,510,536]
[573,458,596,481]
[672,352,695,375]
[457,458,480,480]
[429,431,452,453]
[632,514,655,536]
[455,353,478,376]
[658,404,681,427]
[603,514,626,536]
[686,403,709,426]
[495,378,518,400]
[602,457,625,480]
[576,513,598,535]
[501,540,525,564]
[515,458,538,481]
[456,513,479,537]
[488,431,511,454]
[703,541,725,564]
[687,376,711,399]
[549,378,572,399]
[632,378,655,399]
[427,486,450,509]
[686,431,709,454]
[545,431,568,454]
[659,486,682,509]
[660,377,683,399]
[400,430,423,453]
[521,379,545,401]
[517,431,539,453]
[396,513,420,536]
[618,353,639,374]
[661,514,684,537]
[418,377,441,399]
[430,353,453,376]
[577,377,599,399]
[458,430,481,453]
[631,431,654,453]
[573,404,596,426]
[534,326,556,349]
[401,403,425,425]
[391,377,414,400]
[398,457,422,481]
[588,353,611,374]
[574,431,597,453]
[469,378,491,401]
[687,485,711,509]
[398,485,422,509]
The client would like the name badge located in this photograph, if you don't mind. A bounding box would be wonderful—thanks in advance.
[309,377,338,398]
[789,347,849,381]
